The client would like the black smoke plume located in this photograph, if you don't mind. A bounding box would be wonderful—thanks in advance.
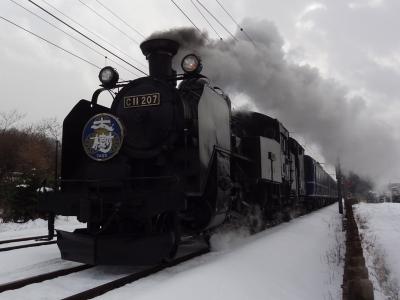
[149,20,399,186]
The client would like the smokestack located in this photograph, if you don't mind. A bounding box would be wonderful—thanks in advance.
[140,38,179,79]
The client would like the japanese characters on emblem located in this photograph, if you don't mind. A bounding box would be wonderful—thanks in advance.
[82,113,124,161]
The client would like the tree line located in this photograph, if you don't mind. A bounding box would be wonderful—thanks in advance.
[0,110,61,222]
[343,171,374,201]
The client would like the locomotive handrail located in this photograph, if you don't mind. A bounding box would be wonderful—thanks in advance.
[91,88,107,105]
[91,83,129,105]
[214,146,253,163]
[257,178,282,185]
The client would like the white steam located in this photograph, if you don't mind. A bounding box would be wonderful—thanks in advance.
[210,226,250,252]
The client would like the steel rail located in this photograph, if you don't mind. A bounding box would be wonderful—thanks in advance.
[0,235,52,245]
[62,247,209,300]
[0,241,56,252]
[0,264,92,293]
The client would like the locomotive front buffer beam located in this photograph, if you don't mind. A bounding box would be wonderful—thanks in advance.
[56,229,175,265]
[37,180,185,265]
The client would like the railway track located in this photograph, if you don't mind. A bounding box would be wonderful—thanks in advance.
[0,235,56,252]
[0,239,209,299]
[0,264,92,293]
[63,247,209,300]
[0,235,52,245]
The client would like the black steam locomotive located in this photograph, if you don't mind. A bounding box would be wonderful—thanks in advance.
[40,38,337,265]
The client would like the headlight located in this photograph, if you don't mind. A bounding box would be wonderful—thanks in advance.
[98,66,119,89]
[181,54,202,74]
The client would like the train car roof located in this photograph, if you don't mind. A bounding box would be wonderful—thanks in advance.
[232,111,285,141]
[304,155,337,182]
[304,154,317,163]
[289,137,304,153]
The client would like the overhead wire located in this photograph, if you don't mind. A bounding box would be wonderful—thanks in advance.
[27,0,148,75]
[77,0,139,45]
[0,15,100,69]
[40,0,146,69]
[215,0,257,46]
[106,58,140,77]
[170,0,203,36]
[194,0,238,41]
[6,0,139,77]
[190,0,223,40]
[94,0,145,39]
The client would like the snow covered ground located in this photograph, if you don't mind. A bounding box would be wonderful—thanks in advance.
[354,203,400,300]
[99,204,345,300]
[0,205,344,300]
[0,216,82,240]
[0,216,84,285]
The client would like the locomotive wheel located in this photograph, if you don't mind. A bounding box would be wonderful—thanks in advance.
[156,212,180,261]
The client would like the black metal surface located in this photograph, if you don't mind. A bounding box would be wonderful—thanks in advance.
[61,246,209,300]
[0,264,92,293]
[111,77,184,158]
[197,86,231,189]
[0,240,56,252]
[289,137,305,197]
[43,175,185,221]
[56,230,175,265]
[60,100,110,181]
[232,111,280,142]
[140,39,179,79]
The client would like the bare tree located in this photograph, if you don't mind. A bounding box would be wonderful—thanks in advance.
[0,115,60,181]
[0,110,25,133]
[34,118,62,140]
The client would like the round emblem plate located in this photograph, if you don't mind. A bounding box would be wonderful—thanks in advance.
[82,113,124,161]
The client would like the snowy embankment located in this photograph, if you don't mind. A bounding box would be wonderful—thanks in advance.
[0,216,82,240]
[0,205,344,300]
[99,205,344,300]
[354,203,400,299]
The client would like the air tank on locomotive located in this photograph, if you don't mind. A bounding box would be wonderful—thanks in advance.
[38,38,233,265]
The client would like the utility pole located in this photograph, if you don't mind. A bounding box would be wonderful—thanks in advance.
[54,139,59,190]
[336,161,343,214]
[47,139,58,240]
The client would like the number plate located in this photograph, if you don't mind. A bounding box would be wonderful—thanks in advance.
[124,93,160,108]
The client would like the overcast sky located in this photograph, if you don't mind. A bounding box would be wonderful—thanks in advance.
[1,0,399,186]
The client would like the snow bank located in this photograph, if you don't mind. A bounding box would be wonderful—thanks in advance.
[0,216,83,240]
[98,205,344,300]
[354,203,400,299]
